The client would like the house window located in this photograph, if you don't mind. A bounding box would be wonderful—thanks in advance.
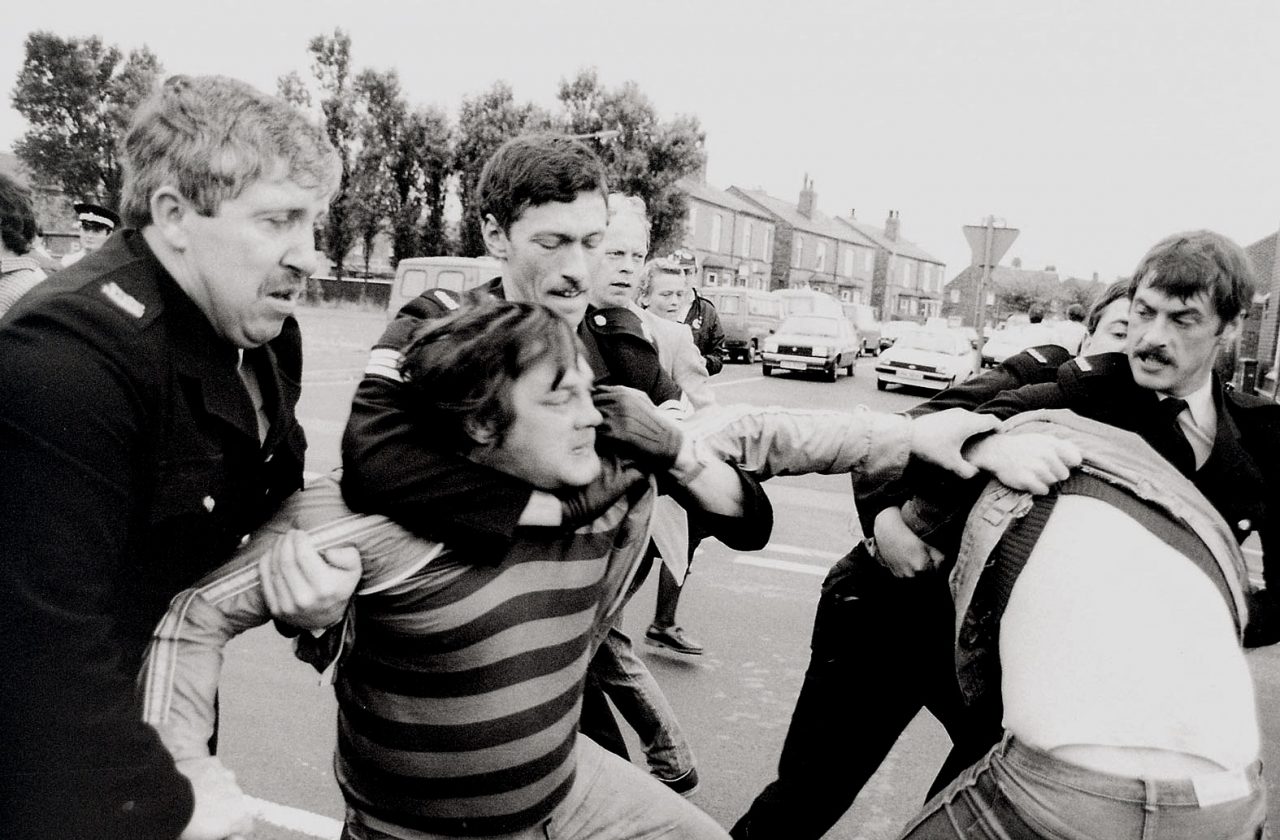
[711,214,723,252]
[706,272,718,286]
[793,233,804,267]
[839,288,851,302]
[842,247,853,277]
[815,241,826,272]
[950,289,960,303]
[742,221,752,257]
[688,204,698,238]
[764,227,774,263]
[902,261,913,288]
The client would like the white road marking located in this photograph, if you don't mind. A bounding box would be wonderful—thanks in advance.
[764,542,843,560]
[731,554,828,577]
[246,796,342,839]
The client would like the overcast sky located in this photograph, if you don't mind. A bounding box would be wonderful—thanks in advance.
[3,0,1277,281]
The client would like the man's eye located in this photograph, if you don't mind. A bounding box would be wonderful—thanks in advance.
[606,250,625,259]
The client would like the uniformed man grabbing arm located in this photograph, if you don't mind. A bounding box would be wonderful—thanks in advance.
[0,75,360,840]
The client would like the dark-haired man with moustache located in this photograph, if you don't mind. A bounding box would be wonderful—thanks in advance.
[734,232,1280,840]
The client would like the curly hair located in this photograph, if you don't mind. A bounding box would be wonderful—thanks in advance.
[120,75,340,228]
[0,174,37,255]
[398,300,582,451]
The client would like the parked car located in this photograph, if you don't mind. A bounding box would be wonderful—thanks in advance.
[875,328,977,392]
[879,319,919,352]
[762,314,860,382]
[699,286,784,363]
[388,256,501,317]
[980,326,1038,367]
[842,302,882,356]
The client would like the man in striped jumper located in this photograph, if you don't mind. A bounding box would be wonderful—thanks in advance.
[141,295,1039,840]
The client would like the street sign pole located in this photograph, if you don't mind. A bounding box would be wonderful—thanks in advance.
[962,218,1019,359]
[974,217,993,356]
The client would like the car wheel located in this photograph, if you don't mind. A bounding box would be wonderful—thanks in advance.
[876,378,887,391]
[845,358,855,376]
[762,364,772,377]
[825,365,838,383]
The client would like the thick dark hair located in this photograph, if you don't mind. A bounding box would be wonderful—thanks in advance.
[1027,305,1045,324]
[478,134,608,232]
[1127,230,1256,324]
[0,174,37,255]
[1066,303,1085,323]
[1086,279,1131,335]
[398,300,581,451]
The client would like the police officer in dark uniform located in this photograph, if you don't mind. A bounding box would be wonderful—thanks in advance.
[0,76,357,840]
[733,238,1280,840]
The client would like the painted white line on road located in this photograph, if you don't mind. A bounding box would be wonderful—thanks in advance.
[765,542,843,561]
[732,554,828,577]
[246,795,342,839]
[706,377,761,389]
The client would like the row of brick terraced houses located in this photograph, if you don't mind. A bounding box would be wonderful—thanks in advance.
[676,173,947,322]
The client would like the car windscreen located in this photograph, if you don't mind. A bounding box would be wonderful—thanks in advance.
[781,316,840,336]
[896,331,964,354]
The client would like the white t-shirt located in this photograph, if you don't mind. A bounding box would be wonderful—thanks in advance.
[1000,495,1258,771]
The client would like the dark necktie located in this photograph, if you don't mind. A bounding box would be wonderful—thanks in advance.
[1158,397,1195,474]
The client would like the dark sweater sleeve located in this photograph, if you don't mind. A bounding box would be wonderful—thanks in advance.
[340,298,533,553]
[0,306,194,840]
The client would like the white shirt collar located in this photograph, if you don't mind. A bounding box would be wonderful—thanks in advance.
[1161,377,1215,433]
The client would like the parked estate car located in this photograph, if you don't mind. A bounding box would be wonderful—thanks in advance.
[876,328,978,392]
[842,302,882,356]
[699,286,784,363]
[762,314,860,382]
[879,319,919,352]
[389,256,501,317]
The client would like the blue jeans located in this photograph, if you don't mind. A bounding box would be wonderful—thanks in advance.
[896,735,1266,840]
[341,734,725,840]
[593,623,696,780]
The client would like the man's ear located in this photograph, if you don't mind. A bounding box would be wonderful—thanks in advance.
[463,416,496,447]
[149,187,193,251]
[481,214,509,261]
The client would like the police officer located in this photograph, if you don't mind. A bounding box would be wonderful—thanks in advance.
[60,201,121,267]
[0,76,360,840]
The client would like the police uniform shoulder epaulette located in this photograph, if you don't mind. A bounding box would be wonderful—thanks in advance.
[587,306,646,338]
[85,273,163,330]
[1003,344,1071,383]
[1067,351,1128,377]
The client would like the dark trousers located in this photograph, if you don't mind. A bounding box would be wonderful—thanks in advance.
[730,544,1003,840]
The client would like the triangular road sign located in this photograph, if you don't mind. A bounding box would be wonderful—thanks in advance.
[963,224,1019,267]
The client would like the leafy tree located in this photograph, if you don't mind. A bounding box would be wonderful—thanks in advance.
[351,69,452,263]
[280,29,359,278]
[555,68,705,256]
[453,82,551,256]
[11,32,162,211]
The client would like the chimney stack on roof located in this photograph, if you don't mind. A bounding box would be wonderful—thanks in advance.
[884,210,900,242]
[849,208,856,219]
[797,174,817,218]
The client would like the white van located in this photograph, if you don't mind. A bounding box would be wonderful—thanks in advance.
[388,256,501,317]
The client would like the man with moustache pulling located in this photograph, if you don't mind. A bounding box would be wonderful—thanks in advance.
[0,75,360,840]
